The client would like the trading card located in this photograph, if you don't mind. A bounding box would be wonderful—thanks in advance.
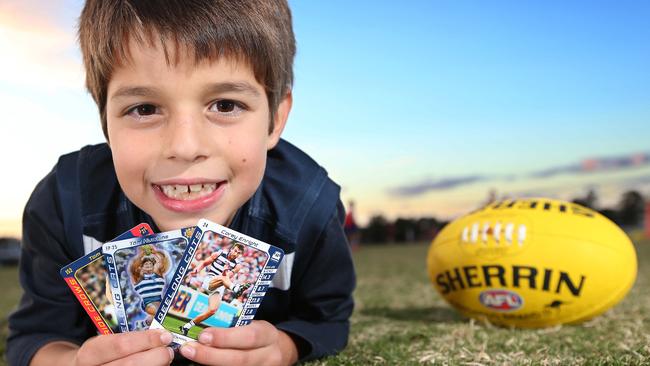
[150,219,284,347]
[103,227,194,332]
[60,223,153,334]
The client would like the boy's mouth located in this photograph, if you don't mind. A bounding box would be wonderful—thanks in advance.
[157,183,218,200]
[151,180,226,213]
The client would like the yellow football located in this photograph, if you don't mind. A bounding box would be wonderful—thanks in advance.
[427,198,637,328]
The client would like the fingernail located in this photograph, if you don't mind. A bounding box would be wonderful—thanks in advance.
[167,347,175,360]
[160,331,173,344]
[198,332,213,344]
[180,344,196,358]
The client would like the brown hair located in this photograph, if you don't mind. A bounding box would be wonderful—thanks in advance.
[78,0,296,139]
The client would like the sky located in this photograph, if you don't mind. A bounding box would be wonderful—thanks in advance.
[1,0,649,237]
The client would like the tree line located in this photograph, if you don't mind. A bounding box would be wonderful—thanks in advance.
[358,190,647,244]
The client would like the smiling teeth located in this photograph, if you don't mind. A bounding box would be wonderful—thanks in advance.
[160,183,217,200]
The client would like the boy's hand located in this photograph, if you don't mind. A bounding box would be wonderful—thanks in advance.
[73,329,174,366]
[179,321,299,366]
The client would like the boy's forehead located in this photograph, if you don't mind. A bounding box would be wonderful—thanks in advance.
[107,37,264,97]
[117,36,253,77]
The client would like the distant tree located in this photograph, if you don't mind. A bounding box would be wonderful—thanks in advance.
[0,237,21,265]
[417,217,440,241]
[617,190,645,227]
[394,218,416,242]
[361,215,389,244]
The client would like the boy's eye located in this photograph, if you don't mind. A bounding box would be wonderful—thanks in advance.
[127,104,158,117]
[215,100,236,112]
[209,99,245,116]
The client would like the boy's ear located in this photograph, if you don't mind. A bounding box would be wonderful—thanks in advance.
[267,91,292,150]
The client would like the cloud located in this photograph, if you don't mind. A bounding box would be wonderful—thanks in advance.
[0,2,69,30]
[389,175,490,197]
[0,1,84,91]
[528,164,581,178]
[529,153,650,178]
[388,152,650,198]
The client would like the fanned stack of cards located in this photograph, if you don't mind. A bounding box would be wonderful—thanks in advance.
[60,219,284,347]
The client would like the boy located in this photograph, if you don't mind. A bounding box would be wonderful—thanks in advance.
[6,1,355,365]
[179,241,251,335]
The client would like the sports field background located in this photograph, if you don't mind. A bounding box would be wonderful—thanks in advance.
[2,233,649,365]
[162,314,205,340]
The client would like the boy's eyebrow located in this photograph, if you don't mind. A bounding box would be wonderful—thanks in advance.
[110,86,158,100]
[110,82,263,100]
[205,82,263,98]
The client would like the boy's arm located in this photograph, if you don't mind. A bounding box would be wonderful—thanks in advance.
[6,171,95,366]
[6,170,175,366]
[274,201,356,361]
[30,331,174,366]
[177,202,355,365]
[30,341,79,366]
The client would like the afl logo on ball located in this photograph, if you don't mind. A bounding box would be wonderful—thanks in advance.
[479,289,523,311]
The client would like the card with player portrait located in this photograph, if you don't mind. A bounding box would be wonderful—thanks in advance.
[60,223,154,334]
[150,219,284,347]
[102,227,194,332]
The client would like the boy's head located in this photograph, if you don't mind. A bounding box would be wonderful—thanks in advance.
[78,0,296,231]
[79,0,296,137]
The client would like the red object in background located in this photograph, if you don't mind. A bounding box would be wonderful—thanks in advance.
[344,211,356,231]
[344,201,360,250]
[645,203,650,239]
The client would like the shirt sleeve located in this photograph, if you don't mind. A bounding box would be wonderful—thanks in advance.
[6,169,94,366]
[274,201,356,362]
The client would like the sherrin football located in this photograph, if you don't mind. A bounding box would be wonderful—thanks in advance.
[427,198,637,328]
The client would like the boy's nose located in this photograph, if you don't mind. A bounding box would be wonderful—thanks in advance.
[163,114,210,162]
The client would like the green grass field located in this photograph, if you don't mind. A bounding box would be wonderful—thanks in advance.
[162,314,206,340]
[0,266,20,365]
[318,234,650,365]
[2,235,650,365]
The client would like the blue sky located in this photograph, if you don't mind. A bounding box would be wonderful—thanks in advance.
[288,0,650,219]
[1,1,649,236]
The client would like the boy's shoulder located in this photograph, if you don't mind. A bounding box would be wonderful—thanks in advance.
[248,139,342,245]
[57,142,112,175]
[266,139,330,188]
[21,143,120,260]
[55,142,123,215]
[56,142,113,182]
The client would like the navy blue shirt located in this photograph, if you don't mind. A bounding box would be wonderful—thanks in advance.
[7,139,355,366]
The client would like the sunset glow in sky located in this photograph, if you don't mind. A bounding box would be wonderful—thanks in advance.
[1,1,649,237]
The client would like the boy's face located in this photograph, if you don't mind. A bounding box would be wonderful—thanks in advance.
[106,41,291,231]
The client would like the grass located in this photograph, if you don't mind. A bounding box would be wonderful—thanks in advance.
[309,236,650,365]
[0,266,20,364]
[162,314,205,339]
[2,236,650,365]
